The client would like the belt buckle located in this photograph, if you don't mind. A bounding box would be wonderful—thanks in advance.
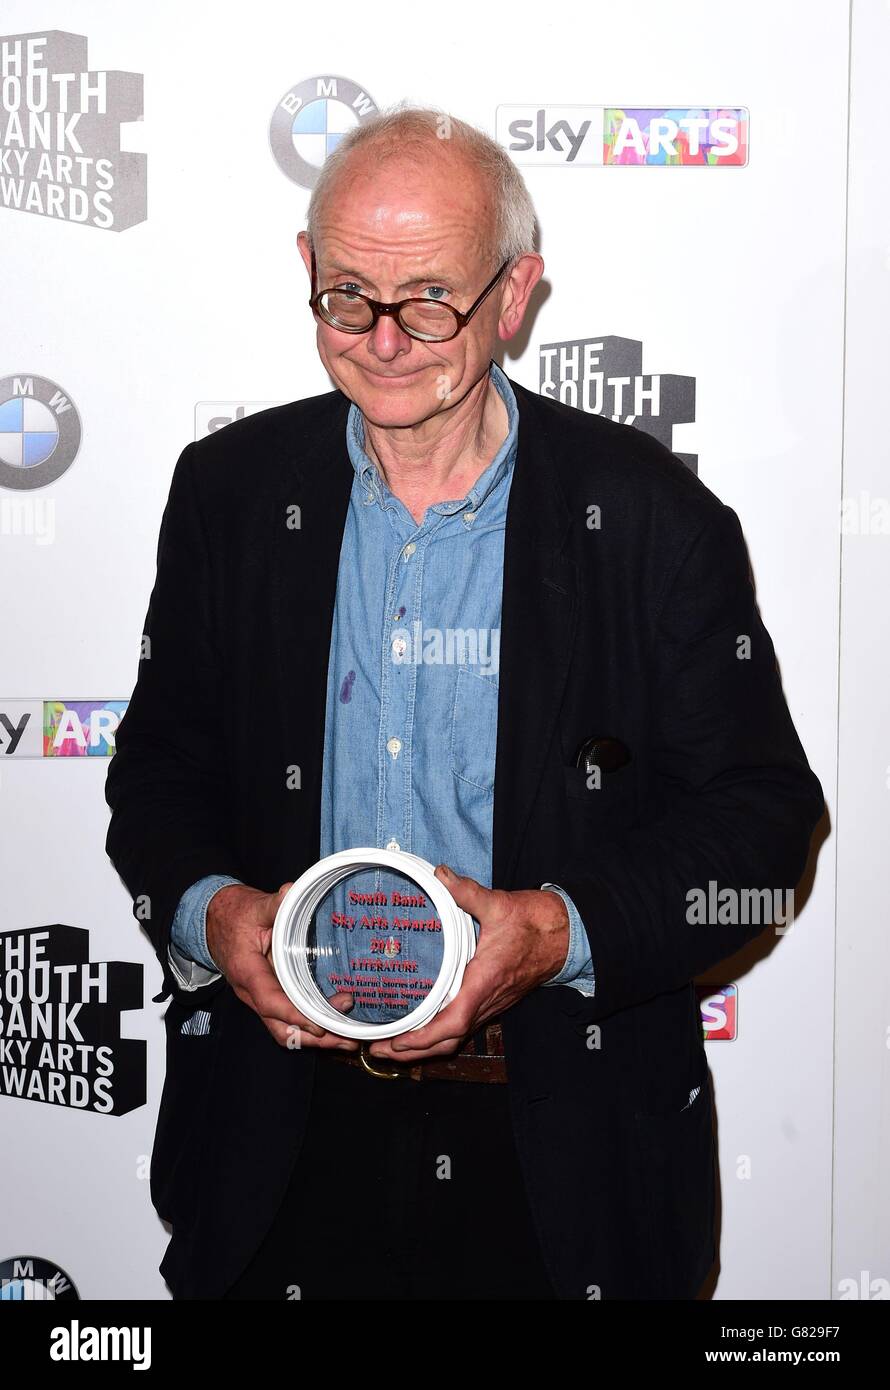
[358,1041,415,1080]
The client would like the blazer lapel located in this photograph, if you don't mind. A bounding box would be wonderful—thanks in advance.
[493,378,579,889]
[270,392,353,866]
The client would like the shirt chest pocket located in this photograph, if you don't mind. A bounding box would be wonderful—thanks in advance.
[450,666,499,794]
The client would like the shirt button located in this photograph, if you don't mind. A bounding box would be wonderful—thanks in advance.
[386,737,402,758]
[463,511,476,525]
[391,636,407,658]
[402,542,416,559]
[385,838,400,851]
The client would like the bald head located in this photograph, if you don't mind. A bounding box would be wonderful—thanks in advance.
[305,106,537,269]
[311,140,498,280]
[311,133,498,269]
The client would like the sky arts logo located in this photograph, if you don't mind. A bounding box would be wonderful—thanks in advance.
[697,984,738,1041]
[0,700,126,757]
[0,375,82,491]
[540,336,696,470]
[0,30,146,230]
[497,106,748,166]
[269,75,378,189]
[0,1255,79,1300]
[195,401,284,438]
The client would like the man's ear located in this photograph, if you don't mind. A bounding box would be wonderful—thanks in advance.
[296,231,312,280]
[498,252,545,342]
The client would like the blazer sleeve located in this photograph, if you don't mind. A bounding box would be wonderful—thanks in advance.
[104,441,243,1005]
[557,500,825,1022]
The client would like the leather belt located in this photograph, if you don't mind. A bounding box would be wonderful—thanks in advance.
[322,1021,507,1083]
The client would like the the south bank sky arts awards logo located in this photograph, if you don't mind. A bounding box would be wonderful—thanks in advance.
[0,925,146,1115]
[0,29,146,230]
[269,74,379,188]
[540,336,697,472]
[0,374,82,490]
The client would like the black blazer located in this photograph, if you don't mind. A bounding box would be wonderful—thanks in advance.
[104,371,824,1300]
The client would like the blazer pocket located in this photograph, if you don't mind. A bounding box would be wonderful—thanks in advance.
[151,996,225,1224]
[450,666,499,793]
[633,1062,717,1298]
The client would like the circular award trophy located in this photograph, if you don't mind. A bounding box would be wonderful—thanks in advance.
[271,848,477,1040]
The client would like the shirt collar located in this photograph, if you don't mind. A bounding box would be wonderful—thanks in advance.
[346,360,519,514]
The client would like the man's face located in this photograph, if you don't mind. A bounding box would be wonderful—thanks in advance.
[297,153,530,429]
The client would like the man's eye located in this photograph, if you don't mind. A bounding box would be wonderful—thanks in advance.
[422,286,449,300]
[336,282,363,295]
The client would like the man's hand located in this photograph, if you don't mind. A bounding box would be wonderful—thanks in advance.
[367,864,569,1064]
[205,882,358,1052]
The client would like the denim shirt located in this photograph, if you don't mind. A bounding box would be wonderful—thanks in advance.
[168,362,595,1004]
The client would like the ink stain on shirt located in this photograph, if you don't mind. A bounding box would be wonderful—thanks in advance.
[339,670,356,703]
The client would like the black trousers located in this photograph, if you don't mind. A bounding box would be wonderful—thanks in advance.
[223,1051,557,1300]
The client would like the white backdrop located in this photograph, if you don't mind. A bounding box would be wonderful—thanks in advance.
[1,0,885,1301]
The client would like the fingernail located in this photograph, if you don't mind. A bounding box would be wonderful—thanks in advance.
[436,863,452,879]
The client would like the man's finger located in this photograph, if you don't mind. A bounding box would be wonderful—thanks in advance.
[388,992,479,1051]
[241,957,326,1036]
[263,1017,358,1051]
[434,863,490,914]
[434,865,512,932]
[368,1035,464,1063]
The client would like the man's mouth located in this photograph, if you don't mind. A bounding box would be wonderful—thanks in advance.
[360,364,429,382]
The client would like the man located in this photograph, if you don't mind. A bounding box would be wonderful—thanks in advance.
[105,106,824,1301]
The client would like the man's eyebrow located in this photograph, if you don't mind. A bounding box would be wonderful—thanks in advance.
[326,265,454,289]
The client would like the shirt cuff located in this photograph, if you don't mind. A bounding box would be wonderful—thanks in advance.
[167,873,242,992]
[539,883,596,998]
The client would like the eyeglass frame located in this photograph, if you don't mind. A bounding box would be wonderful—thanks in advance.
[308,246,511,342]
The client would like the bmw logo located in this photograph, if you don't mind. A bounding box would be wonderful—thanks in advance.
[269,75,379,188]
[0,375,82,491]
[0,1256,79,1300]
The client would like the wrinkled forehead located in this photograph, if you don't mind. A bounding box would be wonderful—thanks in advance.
[313,151,496,270]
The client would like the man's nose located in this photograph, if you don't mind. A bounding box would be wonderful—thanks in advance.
[366,313,414,360]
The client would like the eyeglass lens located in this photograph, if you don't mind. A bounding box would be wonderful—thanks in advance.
[319,290,458,341]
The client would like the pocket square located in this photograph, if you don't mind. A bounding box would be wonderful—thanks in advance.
[180,1009,212,1037]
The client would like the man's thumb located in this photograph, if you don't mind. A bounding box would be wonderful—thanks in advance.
[435,863,482,907]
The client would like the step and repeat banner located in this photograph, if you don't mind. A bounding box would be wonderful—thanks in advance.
[0,0,880,1301]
